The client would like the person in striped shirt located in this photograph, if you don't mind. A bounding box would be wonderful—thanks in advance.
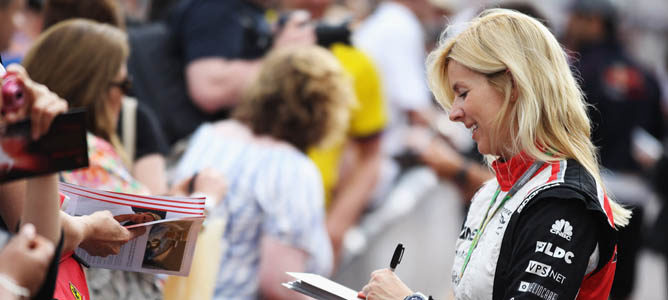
[174,45,355,299]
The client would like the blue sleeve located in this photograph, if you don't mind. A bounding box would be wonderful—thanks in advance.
[177,1,244,63]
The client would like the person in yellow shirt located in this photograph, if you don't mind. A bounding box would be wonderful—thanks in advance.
[307,41,387,262]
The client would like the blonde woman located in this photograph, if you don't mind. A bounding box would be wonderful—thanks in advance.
[361,9,629,300]
[174,45,354,299]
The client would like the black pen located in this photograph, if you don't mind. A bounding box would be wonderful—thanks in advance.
[390,243,404,272]
[357,243,406,299]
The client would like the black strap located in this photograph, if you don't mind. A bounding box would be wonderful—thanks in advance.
[71,252,90,268]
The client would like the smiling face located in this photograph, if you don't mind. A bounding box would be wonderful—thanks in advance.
[447,60,512,157]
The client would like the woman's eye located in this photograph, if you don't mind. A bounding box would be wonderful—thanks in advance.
[459,91,469,99]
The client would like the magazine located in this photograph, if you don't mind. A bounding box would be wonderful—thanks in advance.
[0,109,88,182]
[59,182,206,276]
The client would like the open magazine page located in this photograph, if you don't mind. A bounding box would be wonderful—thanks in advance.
[59,182,206,276]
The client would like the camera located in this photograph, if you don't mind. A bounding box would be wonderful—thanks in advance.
[276,13,352,48]
[314,22,351,48]
[1,75,25,115]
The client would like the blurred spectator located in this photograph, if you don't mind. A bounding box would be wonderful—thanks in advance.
[353,0,434,158]
[649,154,668,293]
[0,0,43,65]
[0,62,66,300]
[147,0,180,22]
[42,0,171,194]
[25,17,225,299]
[43,0,125,30]
[647,47,668,296]
[118,0,150,25]
[351,0,494,208]
[0,223,55,300]
[0,2,78,299]
[0,1,151,299]
[563,1,665,299]
[280,0,388,262]
[167,0,314,143]
[24,19,161,300]
[174,46,354,299]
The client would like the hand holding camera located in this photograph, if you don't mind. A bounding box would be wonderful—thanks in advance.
[1,75,25,116]
[273,11,316,49]
[0,64,68,140]
[276,11,352,48]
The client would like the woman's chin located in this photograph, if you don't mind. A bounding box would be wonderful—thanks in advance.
[476,143,491,156]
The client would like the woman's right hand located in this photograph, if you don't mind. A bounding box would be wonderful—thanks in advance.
[360,268,413,300]
[1,64,68,140]
[0,223,55,296]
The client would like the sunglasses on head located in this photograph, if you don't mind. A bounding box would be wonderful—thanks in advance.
[109,76,133,95]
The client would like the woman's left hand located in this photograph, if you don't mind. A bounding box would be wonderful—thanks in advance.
[78,210,146,257]
[360,268,412,300]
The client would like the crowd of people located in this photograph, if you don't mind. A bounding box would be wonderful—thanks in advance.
[0,0,666,299]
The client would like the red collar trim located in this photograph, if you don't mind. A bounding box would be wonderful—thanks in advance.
[492,152,536,192]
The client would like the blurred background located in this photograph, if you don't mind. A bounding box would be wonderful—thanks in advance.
[4,0,667,299]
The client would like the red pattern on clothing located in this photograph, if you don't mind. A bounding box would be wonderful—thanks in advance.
[577,247,617,300]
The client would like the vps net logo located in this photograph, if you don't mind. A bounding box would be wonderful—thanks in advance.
[549,219,572,241]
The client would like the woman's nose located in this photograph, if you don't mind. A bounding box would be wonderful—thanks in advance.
[449,101,464,122]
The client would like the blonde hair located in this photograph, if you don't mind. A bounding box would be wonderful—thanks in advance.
[426,8,631,226]
[234,45,355,152]
[23,19,130,165]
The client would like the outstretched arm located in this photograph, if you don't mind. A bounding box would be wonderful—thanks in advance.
[258,236,311,300]
[326,136,382,262]
[5,64,68,244]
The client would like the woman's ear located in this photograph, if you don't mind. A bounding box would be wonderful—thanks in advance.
[507,70,519,102]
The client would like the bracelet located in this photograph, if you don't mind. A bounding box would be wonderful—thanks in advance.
[0,273,30,298]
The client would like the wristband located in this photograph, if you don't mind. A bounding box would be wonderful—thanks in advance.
[0,273,30,298]
[404,292,429,300]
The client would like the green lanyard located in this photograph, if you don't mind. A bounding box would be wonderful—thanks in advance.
[458,161,544,279]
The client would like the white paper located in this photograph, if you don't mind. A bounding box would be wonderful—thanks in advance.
[283,272,359,300]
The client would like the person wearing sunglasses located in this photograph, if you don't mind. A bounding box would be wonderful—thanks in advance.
[22,19,156,300]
